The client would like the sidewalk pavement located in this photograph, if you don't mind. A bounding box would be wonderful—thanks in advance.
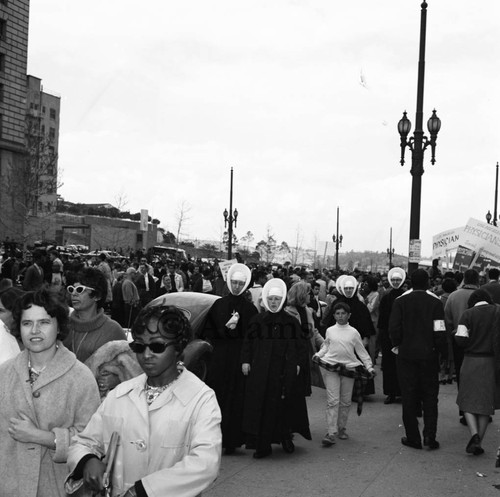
[204,364,500,497]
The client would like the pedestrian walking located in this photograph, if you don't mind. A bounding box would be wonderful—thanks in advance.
[313,302,375,446]
[389,269,446,450]
[455,289,500,455]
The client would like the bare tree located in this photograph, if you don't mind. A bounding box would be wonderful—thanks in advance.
[256,226,277,264]
[292,225,304,266]
[114,189,129,212]
[175,200,192,245]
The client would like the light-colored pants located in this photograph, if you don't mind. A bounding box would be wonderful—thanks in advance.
[320,368,355,435]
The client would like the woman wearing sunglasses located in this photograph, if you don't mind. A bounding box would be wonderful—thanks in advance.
[63,268,126,363]
[66,305,222,497]
[0,288,100,497]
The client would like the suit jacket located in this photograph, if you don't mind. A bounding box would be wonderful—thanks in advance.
[22,263,44,291]
[135,272,156,305]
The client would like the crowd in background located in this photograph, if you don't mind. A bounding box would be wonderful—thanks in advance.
[2,241,500,495]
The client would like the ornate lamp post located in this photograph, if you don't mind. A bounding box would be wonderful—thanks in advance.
[223,167,238,259]
[485,162,499,227]
[398,1,441,275]
[332,206,343,271]
[387,227,395,269]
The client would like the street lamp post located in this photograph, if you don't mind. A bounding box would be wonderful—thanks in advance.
[485,162,499,227]
[332,206,343,271]
[223,167,238,260]
[387,227,395,269]
[398,1,441,276]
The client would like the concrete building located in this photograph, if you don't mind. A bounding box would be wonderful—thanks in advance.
[26,74,61,217]
[0,0,62,247]
[0,0,30,241]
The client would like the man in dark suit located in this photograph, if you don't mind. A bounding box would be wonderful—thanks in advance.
[135,262,156,306]
[481,267,500,304]
[22,250,45,291]
[389,269,446,451]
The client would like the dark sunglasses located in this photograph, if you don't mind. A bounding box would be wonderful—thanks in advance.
[129,341,176,354]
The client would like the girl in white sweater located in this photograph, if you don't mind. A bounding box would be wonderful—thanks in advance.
[314,302,374,446]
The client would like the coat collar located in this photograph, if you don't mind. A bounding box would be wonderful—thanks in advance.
[12,344,77,421]
[14,342,77,390]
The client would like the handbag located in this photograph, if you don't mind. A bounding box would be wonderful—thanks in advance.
[65,431,121,497]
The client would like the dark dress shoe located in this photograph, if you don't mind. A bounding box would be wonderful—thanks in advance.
[384,395,396,405]
[281,438,295,453]
[253,447,272,459]
[466,434,481,454]
[401,437,422,449]
[423,437,440,450]
[459,416,468,426]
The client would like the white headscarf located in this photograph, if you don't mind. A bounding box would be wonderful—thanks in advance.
[388,267,406,289]
[338,275,358,297]
[335,274,348,294]
[226,263,251,296]
[261,278,287,313]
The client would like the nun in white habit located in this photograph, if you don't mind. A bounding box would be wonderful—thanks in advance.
[201,263,258,454]
[241,278,312,459]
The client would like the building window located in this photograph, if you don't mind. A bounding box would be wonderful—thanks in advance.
[41,124,45,134]
[0,83,3,102]
[47,164,54,176]
[0,53,5,72]
[49,127,55,140]
[42,106,46,114]
[49,145,55,156]
[0,19,6,40]
[49,108,56,120]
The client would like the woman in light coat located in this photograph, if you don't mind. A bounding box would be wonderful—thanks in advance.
[66,305,222,497]
[0,288,100,497]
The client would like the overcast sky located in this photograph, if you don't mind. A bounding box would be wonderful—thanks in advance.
[27,0,500,257]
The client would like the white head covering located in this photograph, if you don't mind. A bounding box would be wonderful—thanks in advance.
[227,263,251,296]
[388,267,406,289]
[335,274,347,293]
[261,278,287,313]
[338,275,358,297]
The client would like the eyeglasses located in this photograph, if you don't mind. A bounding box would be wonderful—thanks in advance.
[67,285,95,295]
[129,341,176,354]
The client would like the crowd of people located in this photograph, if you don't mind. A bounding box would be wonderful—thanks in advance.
[1,244,500,495]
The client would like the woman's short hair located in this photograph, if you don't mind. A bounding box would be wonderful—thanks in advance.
[287,282,310,307]
[74,267,108,308]
[12,288,69,340]
[333,302,351,314]
[131,305,193,354]
[0,287,25,312]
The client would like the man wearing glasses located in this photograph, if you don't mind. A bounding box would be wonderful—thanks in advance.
[66,305,222,497]
[64,267,126,363]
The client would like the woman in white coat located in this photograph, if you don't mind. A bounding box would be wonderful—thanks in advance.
[66,305,222,497]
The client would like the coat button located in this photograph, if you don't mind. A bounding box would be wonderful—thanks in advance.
[33,391,40,398]
[132,439,147,451]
